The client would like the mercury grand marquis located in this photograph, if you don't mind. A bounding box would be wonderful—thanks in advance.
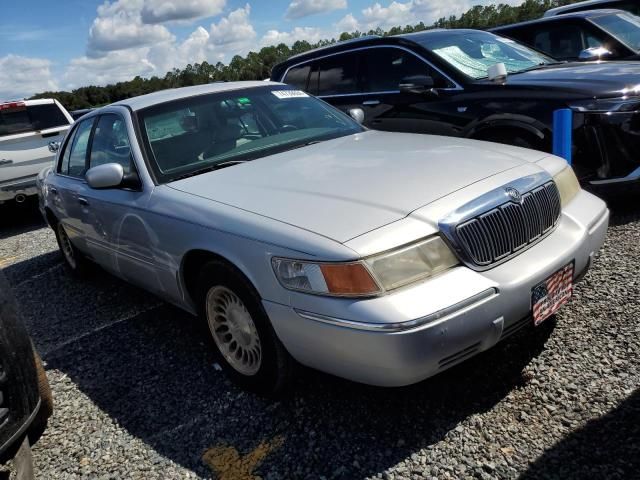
[38,82,609,394]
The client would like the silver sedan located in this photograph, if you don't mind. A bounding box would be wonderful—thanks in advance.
[38,82,609,394]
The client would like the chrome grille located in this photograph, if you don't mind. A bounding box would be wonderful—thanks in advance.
[456,182,561,267]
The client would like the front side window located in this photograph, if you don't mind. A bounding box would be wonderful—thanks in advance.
[591,12,640,51]
[314,52,360,96]
[418,31,555,80]
[59,118,94,177]
[361,48,452,91]
[138,86,363,183]
[89,114,134,173]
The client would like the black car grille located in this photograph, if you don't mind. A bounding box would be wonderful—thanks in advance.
[456,182,561,267]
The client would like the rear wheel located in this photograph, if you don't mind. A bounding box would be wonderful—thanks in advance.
[197,260,294,396]
[54,222,90,277]
[28,350,53,445]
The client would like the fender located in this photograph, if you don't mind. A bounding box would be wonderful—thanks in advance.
[464,113,551,142]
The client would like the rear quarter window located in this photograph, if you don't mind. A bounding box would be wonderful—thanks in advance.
[0,103,70,137]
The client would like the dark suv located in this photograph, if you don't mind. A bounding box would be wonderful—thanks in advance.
[0,271,52,475]
[544,0,640,17]
[271,30,640,191]
[492,9,640,61]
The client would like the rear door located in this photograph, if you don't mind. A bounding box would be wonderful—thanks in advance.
[0,101,72,185]
[308,51,366,116]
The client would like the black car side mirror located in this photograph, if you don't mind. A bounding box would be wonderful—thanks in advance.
[399,75,438,96]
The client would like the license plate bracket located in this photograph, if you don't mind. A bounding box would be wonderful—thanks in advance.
[531,261,574,326]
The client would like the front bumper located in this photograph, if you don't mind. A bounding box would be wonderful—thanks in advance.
[0,176,38,204]
[264,190,609,386]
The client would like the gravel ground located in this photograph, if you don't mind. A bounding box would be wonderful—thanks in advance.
[0,198,638,480]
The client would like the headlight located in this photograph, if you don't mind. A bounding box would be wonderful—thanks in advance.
[272,258,381,296]
[272,236,459,297]
[553,165,581,207]
[365,236,458,291]
[569,97,640,113]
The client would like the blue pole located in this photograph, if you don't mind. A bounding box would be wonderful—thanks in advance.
[553,108,573,165]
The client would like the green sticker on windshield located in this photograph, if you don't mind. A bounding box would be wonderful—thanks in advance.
[237,97,251,104]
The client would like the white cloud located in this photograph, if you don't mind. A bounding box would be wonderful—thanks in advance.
[207,4,257,60]
[0,55,58,100]
[148,26,211,73]
[261,26,326,46]
[336,13,359,32]
[141,0,226,24]
[88,0,174,56]
[285,0,347,20]
[64,49,157,89]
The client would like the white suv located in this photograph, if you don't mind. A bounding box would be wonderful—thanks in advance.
[0,99,73,204]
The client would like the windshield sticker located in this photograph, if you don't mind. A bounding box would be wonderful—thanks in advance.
[272,90,308,99]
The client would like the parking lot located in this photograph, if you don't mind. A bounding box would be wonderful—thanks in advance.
[0,198,638,480]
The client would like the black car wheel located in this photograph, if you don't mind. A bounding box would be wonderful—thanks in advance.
[197,260,294,396]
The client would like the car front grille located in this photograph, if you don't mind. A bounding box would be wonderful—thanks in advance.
[456,182,561,267]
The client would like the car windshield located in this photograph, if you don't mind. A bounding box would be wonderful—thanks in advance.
[591,12,640,51]
[138,86,363,183]
[415,31,555,80]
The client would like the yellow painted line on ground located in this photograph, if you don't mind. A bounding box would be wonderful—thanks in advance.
[0,255,19,268]
[202,435,284,480]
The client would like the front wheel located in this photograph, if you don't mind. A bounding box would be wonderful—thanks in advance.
[197,261,294,396]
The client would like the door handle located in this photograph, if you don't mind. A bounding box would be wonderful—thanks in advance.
[78,197,89,206]
[50,187,58,195]
[362,100,381,106]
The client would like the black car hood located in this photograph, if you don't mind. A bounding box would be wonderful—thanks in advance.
[486,61,640,97]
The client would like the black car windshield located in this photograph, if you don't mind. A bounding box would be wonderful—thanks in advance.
[591,12,640,51]
[415,31,555,80]
[138,86,363,183]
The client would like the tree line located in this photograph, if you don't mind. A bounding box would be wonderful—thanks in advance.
[31,0,577,111]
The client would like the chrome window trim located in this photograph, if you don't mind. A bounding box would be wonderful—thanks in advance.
[280,44,464,94]
[439,172,559,272]
[294,288,497,332]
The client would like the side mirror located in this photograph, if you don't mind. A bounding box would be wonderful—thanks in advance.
[86,163,124,189]
[399,75,437,96]
[48,141,61,153]
[348,108,365,124]
[579,46,612,61]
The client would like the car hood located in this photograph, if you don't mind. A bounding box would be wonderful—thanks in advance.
[493,61,640,97]
[168,131,544,243]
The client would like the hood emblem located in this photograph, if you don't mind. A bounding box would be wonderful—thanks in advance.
[505,187,523,204]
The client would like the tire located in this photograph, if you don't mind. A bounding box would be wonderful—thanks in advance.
[54,221,91,277]
[196,260,294,396]
[28,350,53,445]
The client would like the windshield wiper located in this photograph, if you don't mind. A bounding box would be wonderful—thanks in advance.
[172,160,247,181]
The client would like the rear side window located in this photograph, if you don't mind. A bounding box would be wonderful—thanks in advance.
[59,118,94,177]
[314,52,360,96]
[0,103,69,137]
[283,64,311,90]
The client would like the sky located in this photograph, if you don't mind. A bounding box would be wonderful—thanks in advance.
[0,0,523,100]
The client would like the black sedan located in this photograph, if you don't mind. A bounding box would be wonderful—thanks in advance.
[271,29,640,192]
[492,9,640,61]
[0,271,52,475]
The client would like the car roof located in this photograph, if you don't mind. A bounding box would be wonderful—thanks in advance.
[544,0,624,17]
[272,29,484,72]
[112,81,282,111]
[0,98,56,106]
[492,8,627,31]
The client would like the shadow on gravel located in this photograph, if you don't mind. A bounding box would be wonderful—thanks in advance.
[520,389,640,480]
[0,199,45,239]
[604,194,640,227]
[6,251,560,479]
